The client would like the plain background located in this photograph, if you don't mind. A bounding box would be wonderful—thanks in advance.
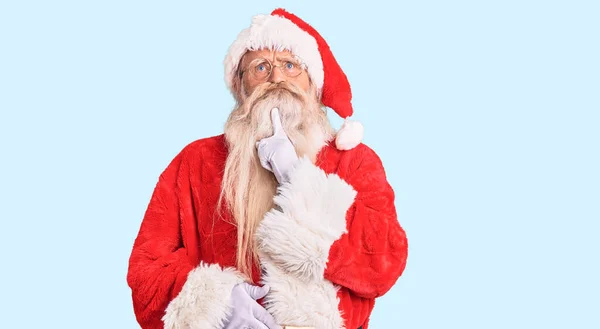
[1,1,598,328]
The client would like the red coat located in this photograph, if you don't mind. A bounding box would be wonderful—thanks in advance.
[127,134,408,329]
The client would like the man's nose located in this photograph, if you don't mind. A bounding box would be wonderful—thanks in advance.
[268,66,286,83]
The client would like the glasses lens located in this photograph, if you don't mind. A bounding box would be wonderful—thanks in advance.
[282,61,302,77]
[252,61,271,80]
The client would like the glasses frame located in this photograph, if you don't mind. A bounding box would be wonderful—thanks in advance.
[239,56,305,81]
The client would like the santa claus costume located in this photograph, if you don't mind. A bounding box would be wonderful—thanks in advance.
[127,8,408,329]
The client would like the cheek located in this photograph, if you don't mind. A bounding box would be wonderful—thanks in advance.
[298,75,311,92]
[242,77,258,96]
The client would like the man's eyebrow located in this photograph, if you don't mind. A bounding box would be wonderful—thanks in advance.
[275,56,300,63]
[243,57,268,68]
[247,57,265,64]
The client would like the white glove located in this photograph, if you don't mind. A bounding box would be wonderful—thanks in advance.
[224,282,281,329]
[256,108,299,184]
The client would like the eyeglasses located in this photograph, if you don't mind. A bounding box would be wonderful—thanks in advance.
[239,57,304,81]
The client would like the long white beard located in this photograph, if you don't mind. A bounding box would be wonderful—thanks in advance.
[235,82,332,160]
[219,81,334,278]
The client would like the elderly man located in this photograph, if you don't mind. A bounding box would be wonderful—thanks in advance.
[127,8,408,329]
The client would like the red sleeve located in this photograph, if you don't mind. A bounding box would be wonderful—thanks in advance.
[127,146,246,329]
[324,145,408,299]
[255,144,408,300]
[126,151,195,329]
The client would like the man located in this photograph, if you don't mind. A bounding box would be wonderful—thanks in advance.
[127,8,408,329]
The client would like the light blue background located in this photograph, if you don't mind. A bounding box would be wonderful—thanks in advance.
[1,1,598,328]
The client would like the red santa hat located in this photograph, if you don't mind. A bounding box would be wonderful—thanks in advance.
[224,8,364,151]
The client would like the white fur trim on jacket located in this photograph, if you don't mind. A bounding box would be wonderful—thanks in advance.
[260,256,345,329]
[224,14,324,91]
[256,156,357,283]
[162,262,246,329]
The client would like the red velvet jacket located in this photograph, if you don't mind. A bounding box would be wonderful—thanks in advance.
[127,134,408,329]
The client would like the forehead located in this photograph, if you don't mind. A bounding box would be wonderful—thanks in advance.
[241,48,297,64]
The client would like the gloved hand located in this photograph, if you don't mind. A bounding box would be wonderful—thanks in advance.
[224,282,281,329]
[256,108,299,184]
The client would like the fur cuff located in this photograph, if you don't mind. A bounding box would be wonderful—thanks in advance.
[260,260,344,329]
[162,262,246,329]
[256,156,357,282]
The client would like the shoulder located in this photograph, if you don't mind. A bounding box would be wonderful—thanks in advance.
[159,134,227,177]
[170,134,228,165]
[323,141,386,173]
[345,143,388,181]
[178,134,227,158]
[319,140,390,185]
[322,141,393,194]
[347,142,384,165]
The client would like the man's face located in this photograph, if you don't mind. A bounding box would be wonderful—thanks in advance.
[224,46,332,165]
[238,49,311,97]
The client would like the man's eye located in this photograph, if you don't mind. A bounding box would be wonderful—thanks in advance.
[257,64,266,71]
[285,62,294,69]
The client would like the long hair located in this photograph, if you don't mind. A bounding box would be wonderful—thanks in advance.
[217,78,334,279]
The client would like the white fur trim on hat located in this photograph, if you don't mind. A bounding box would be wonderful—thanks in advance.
[224,14,324,90]
[335,119,364,150]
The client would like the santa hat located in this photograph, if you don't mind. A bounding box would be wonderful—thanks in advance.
[224,8,364,151]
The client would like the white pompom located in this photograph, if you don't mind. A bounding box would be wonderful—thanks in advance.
[335,119,364,150]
